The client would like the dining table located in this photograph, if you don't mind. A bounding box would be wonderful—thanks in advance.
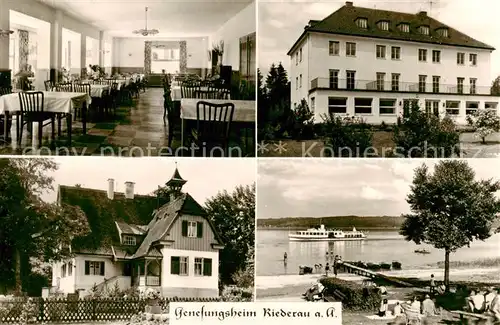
[0,91,92,148]
[179,99,255,155]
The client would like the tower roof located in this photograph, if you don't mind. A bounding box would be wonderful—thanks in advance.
[166,166,187,187]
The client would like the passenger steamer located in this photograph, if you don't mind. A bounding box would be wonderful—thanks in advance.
[288,225,367,241]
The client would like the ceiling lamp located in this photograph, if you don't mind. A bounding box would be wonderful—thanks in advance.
[0,29,14,38]
[133,7,159,37]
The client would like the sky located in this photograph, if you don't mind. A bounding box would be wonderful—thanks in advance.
[257,159,500,218]
[258,0,500,80]
[37,157,255,203]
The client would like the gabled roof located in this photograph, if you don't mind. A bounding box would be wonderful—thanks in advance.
[288,3,494,55]
[133,193,224,259]
[115,221,147,235]
[58,185,168,253]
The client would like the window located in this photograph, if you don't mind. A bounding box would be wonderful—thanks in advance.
[470,53,477,66]
[346,70,356,90]
[457,52,465,65]
[485,102,498,109]
[466,101,479,115]
[356,18,368,28]
[346,42,356,56]
[457,77,464,94]
[329,69,339,89]
[418,49,427,62]
[299,74,302,88]
[299,48,302,62]
[376,72,385,91]
[379,99,396,114]
[432,50,441,63]
[419,25,430,35]
[391,46,401,60]
[432,76,440,93]
[328,97,347,114]
[399,23,410,33]
[425,100,440,117]
[445,101,460,115]
[437,28,448,37]
[391,73,400,91]
[470,78,477,94]
[194,258,212,276]
[329,41,339,56]
[61,264,67,277]
[182,220,203,238]
[378,20,389,30]
[295,77,298,90]
[419,75,427,93]
[170,256,189,275]
[311,97,315,112]
[85,261,105,276]
[376,45,386,59]
[68,261,73,276]
[354,98,372,114]
[295,53,298,65]
[123,235,136,246]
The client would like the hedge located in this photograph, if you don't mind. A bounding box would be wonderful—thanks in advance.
[319,277,381,312]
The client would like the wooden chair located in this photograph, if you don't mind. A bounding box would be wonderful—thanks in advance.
[55,83,73,92]
[73,83,91,96]
[0,87,13,142]
[181,81,201,99]
[18,91,56,147]
[44,80,55,91]
[195,101,235,156]
[163,87,181,148]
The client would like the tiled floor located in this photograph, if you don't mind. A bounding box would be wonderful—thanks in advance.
[0,88,255,157]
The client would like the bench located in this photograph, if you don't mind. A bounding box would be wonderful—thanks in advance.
[451,310,495,324]
[323,290,346,303]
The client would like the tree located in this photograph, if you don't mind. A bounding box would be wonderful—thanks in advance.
[400,161,500,291]
[466,109,500,144]
[204,184,255,285]
[0,158,90,294]
[491,76,500,95]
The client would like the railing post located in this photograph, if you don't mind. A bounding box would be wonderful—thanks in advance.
[92,298,97,321]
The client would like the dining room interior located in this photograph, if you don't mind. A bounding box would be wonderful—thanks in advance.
[0,0,256,157]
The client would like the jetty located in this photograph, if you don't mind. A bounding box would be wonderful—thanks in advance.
[339,262,414,287]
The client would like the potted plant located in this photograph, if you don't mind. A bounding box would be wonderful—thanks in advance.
[15,64,34,90]
[210,41,224,74]
[142,288,161,314]
[88,65,104,80]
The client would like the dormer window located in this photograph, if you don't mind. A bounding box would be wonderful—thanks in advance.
[123,235,136,246]
[399,23,410,33]
[419,25,430,35]
[436,28,448,37]
[356,18,368,29]
[378,20,389,31]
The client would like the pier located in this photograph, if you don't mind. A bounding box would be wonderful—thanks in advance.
[339,262,414,287]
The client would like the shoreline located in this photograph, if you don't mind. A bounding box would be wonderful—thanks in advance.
[256,267,500,300]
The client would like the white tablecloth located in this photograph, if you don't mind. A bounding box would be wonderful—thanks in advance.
[0,91,92,115]
[172,86,228,101]
[180,99,255,122]
[90,85,109,97]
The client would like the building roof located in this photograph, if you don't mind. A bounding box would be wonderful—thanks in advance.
[58,185,168,254]
[287,3,495,55]
[115,221,147,235]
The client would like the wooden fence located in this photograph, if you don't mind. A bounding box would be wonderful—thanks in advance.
[0,297,222,323]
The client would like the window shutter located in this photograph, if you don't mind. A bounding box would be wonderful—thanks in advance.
[171,257,180,275]
[85,261,90,275]
[203,258,212,276]
[197,222,203,238]
[100,262,105,276]
[181,220,188,237]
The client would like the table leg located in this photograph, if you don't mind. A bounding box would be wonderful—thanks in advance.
[82,102,87,134]
[67,114,72,146]
[3,111,8,143]
[181,117,184,156]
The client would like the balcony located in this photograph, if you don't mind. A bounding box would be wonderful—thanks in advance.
[310,78,491,95]
[136,276,160,286]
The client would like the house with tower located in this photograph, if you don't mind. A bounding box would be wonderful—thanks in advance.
[51,166,224,298]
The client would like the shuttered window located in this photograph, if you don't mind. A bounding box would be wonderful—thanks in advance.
[181,220,188,237]
[196,222,203,238]
[84,261,105,276]
[171,256,180,275]
[203,258,212,276]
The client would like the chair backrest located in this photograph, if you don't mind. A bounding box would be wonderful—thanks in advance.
[195,101,235,143]
[19,91,44,113]
[73,83,91,96]
[0,86,12,96]
[44,80,54,91]
[55,83,73,92]
[111,82,118,93]
[181,81,201,98]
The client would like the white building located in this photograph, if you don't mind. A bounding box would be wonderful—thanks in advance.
[288,1,500,125]
[51,168,224,298]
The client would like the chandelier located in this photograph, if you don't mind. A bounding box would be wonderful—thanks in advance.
[133,7,159,37]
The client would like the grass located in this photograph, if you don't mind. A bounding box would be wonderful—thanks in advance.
[436,258,500,269]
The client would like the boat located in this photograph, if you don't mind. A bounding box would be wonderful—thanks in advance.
[414,249,430,254]
[288,225,367,241]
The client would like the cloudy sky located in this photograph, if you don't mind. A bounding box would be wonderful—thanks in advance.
[257,159,500,218]
[258,0,500,80]
[37,158,255,203]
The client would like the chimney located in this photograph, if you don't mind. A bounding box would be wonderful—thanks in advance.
[107,179,114,200]
[345,1,353,7]
[418,11,427,16]
[125,181,135,199]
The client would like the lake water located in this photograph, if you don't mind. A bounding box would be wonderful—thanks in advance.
[256,229,500,276]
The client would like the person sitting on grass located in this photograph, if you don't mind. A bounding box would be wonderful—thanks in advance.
[468,289,485,313]
[303,281,324,301]
[484,287,496,312]
[393,301,402,317]
[410,296,421,312]
[422,294,438,316]
[486,288,500,321]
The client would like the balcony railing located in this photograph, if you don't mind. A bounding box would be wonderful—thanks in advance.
[136,276,160,286]
[310,78,491,95]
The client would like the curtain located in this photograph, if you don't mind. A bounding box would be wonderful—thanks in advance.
[144,41,152,75]
[18,30,29,71]
[179,41,187,74]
